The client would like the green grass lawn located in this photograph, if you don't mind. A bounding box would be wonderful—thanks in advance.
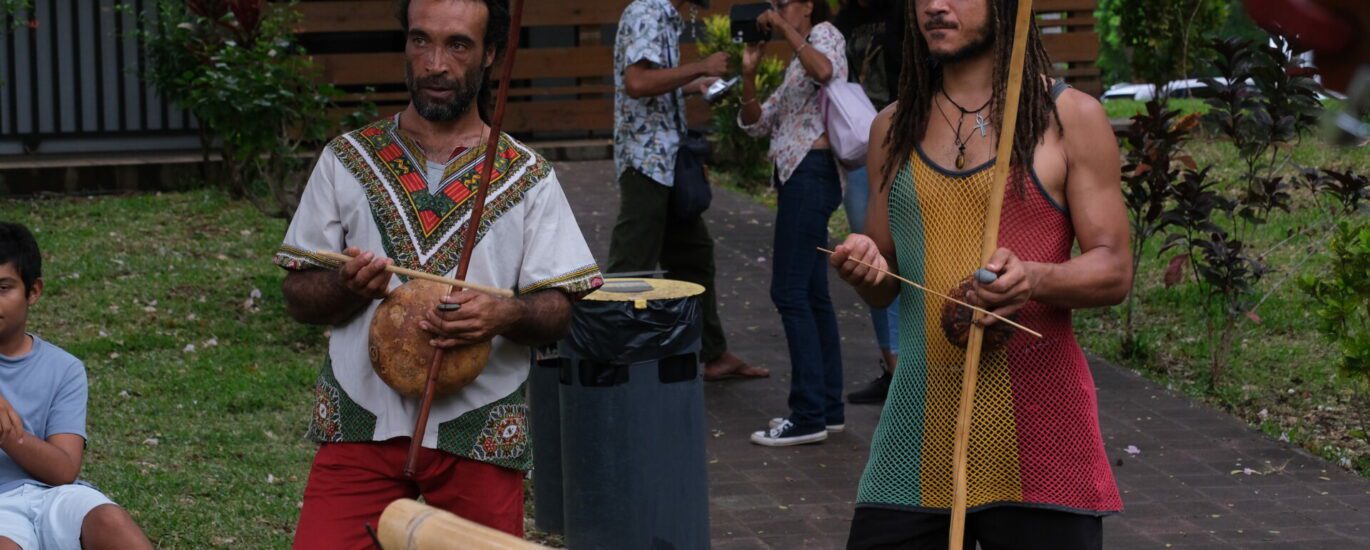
[1077,138,1370,476]
[1,191,318,547]
[1103,98,1210,119]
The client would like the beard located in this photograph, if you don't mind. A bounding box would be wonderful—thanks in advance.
[926,16,995,65]
[405,61,484,122]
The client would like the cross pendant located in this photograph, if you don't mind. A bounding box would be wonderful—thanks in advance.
[973,114,990,138]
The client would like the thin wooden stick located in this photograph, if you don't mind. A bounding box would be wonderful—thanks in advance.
[950,1,1035,548]
[405,0,528,479]
[313,251,514,298]
[817,247,1042,338]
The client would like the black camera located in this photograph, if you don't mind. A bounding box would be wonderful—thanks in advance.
[730,3,773,44]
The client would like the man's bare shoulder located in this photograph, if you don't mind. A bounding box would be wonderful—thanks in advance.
[1054,88,1112,135]
[872,101,898,131]
[870,101,899,153]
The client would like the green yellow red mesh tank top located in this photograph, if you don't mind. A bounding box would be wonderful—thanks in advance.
[855,144,1122,515]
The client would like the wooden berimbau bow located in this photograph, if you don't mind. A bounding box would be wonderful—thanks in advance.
[948,0,1034,548]
[405,0,527,478]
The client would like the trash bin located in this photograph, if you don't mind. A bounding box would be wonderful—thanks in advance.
[528,347,565,534]
[558,278,709,550]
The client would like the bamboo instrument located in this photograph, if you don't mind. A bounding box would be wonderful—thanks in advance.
[404,0,528,478]
[313,250,514,298]
[377,499,547,550]
[818,247,1042,338]
[949,0,1036,548]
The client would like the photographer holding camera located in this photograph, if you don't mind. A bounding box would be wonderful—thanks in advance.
[736,0,849,447]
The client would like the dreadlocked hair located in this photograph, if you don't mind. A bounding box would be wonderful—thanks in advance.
[881,0,1062,195]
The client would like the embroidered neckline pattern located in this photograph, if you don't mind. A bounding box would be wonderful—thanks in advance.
[330,119,550,277]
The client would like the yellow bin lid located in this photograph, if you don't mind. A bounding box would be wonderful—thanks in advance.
[583,278,705,309]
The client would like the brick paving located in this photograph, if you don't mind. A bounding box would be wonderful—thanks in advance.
[555,160,1370,549]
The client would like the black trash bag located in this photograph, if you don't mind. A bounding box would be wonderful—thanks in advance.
[564,295,701,365]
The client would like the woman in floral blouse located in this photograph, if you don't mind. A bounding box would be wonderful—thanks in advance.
[739,0,848,447]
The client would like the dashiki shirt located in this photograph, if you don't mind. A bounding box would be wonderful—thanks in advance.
[613,0,685,187]
[738,22,847,185]
[274,115,602,471]
[857,146,1122,516]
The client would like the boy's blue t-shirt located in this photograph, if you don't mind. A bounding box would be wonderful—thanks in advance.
[0,334,87,494]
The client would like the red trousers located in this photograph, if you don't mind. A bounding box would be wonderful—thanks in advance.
[292,438,524,550]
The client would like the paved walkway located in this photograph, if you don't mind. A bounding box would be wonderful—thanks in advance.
[555,160,1370,549]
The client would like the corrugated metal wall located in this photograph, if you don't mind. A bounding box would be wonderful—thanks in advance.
[0,0,200,157]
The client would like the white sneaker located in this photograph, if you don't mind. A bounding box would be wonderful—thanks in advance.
[769,417,844,433]
[751,418,828,447]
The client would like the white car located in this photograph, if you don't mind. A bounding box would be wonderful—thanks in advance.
[1102,79,1223,102]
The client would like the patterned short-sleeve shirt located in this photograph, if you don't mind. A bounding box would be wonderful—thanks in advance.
[274,117,603,471]
[613,0,686,187]
[739,22,848,184]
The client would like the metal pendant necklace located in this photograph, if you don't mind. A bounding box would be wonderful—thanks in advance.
[937,90,993,169]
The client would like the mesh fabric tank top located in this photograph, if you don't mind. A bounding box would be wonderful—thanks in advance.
[855,143,1122,515]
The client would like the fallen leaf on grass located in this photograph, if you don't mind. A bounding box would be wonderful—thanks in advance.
[243,288,263,312]
[1164,255,1188,287]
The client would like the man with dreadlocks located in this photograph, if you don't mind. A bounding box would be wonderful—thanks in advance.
[829,0,1130,547]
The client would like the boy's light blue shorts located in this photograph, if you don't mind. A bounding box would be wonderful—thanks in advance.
[0,483,114,549]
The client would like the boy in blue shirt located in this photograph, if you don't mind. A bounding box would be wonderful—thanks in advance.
[0,222,151,550]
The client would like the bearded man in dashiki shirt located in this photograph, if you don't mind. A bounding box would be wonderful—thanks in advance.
[274,1,600,546]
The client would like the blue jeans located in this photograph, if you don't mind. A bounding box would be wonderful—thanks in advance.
[842,166,901,354]
[772,151,844,431]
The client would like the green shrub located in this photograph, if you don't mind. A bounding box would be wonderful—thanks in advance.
[135,0,375,220]
[1302,219,1370,387]
[697,14,784,191]
[1096,0,1228,89]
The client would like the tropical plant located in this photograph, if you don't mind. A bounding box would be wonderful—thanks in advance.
[1158,168,1248,386]
[1155,35,1325,388]
[137,0,375,220]
[1300,219,1370,439]
[1200,36,1322,239]
[1118,99,1200,355]
[697,14,785,190]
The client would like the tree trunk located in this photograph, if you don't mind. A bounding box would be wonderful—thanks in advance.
[1214,314,1236,389]
[1122,242,1145,354]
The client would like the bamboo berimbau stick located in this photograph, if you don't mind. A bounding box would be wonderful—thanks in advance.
[949,1,1035,548]
[313,251,514,298]
[378,499,547,550]
[817,247,1042,338]
[404,0,528,478]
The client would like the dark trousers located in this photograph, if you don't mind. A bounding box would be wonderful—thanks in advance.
[772,152,844,431]
[847,506,1104,550]
[606,167,728,363]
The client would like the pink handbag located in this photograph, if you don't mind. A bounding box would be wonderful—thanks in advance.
[820,80,878,167]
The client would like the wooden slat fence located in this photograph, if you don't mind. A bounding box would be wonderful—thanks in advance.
[302,0,1102,137]
[0,0,1099,158]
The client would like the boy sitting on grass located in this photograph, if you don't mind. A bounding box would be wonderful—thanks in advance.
[0,222,151,550]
